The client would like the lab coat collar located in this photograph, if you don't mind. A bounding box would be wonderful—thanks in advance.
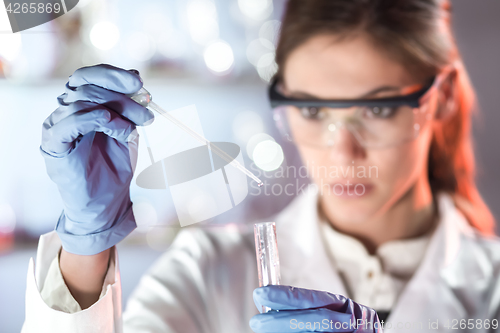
[390,192,495,322]
[274,186,496,323]
[275,185,348,295]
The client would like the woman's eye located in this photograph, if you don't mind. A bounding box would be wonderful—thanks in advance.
[300,107,323,119]
[365,106,398,119]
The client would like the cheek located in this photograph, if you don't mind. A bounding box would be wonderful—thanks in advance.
[372,126,433,191]
[295,146,330,182]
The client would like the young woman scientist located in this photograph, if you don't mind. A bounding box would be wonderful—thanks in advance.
[23,0,500,332]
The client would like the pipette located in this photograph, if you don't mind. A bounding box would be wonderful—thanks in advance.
[129,87,264,187]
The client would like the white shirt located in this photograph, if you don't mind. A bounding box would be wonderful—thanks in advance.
[320,219,431,311]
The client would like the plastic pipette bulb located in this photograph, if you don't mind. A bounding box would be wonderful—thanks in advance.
[254,222,281,313]
[129,87,264,187]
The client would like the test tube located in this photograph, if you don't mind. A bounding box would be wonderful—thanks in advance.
[254,222,281,313]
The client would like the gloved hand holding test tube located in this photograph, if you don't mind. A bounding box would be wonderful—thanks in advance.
[129,87,264,187]
[250,224,381,333]
[249,222,382,333]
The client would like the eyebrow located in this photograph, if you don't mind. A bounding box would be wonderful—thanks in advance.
[285,85,402,100]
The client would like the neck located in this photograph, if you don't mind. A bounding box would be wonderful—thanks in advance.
[320,172,437,255]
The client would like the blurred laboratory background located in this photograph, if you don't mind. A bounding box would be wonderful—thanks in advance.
[0,0,499,331]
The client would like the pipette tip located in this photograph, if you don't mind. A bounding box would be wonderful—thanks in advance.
[257,182,264,187]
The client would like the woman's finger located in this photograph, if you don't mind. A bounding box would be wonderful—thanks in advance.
[61,83,154,126]
[253,285,348,312]
[68,64,143,94]
[42,109,137,155]
[42,109,111,155]
[43,101,105,130]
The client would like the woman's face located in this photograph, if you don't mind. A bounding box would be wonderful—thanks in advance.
[282,33,437,223]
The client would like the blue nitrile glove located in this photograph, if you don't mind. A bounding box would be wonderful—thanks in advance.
[40,64,154,255]
[250,285,382,333]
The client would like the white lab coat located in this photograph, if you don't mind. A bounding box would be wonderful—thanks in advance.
[22,188,500,333]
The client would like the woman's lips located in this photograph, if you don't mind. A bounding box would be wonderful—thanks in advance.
[326,181,374,198]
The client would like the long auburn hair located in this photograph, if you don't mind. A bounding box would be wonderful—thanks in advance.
[275,0,495,234]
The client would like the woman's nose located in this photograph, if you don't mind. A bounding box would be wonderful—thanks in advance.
[327,123,366,162]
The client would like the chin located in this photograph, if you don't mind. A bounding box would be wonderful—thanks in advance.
[319,186,385,223]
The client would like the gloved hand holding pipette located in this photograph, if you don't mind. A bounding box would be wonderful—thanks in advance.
[41,63,263,256]
[40,64,154,255]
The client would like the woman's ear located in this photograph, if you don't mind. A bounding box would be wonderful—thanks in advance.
[435,68,458,120]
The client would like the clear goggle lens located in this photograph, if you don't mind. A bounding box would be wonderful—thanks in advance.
[273,103,431,149]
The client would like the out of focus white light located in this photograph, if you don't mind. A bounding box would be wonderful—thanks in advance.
[132,200,158,231]
[5,31,56,81]
[0,203,16,234]
[190,18,219,45]
[89,22,120,50]
[246,133,275,160]
[253,140,284,171]
[0,33,22,61]
[232,111,264,143]
[126,32,156,62]
[259,20,281,45]
[203,40,234,73]
[238,0,273,21]
[187,0,219,45]
[257,52,278,82]
[246,38,274,67]
[158,33,187,59]
[247,35,277,82]
[143,11,172,38]
[257,52,275,68]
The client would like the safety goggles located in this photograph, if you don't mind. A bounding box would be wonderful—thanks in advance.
[269,67,453,149]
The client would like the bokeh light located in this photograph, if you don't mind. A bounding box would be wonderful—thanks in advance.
[203,40,234,73]
[259,20,281,45]
[187,0,219,45]
[238,0,273,21]
[158,32,188,59]
[246,20,280,81]
[256,52,278,82]
[232,111,264,144]
[0,33,22,62]
[0,203,16,234]
[126,32,156,62]
[89,21,120,50]
[253,140,284,171]
[246,38,274,67]
[142,11,172,38]
[246,133,275,160]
